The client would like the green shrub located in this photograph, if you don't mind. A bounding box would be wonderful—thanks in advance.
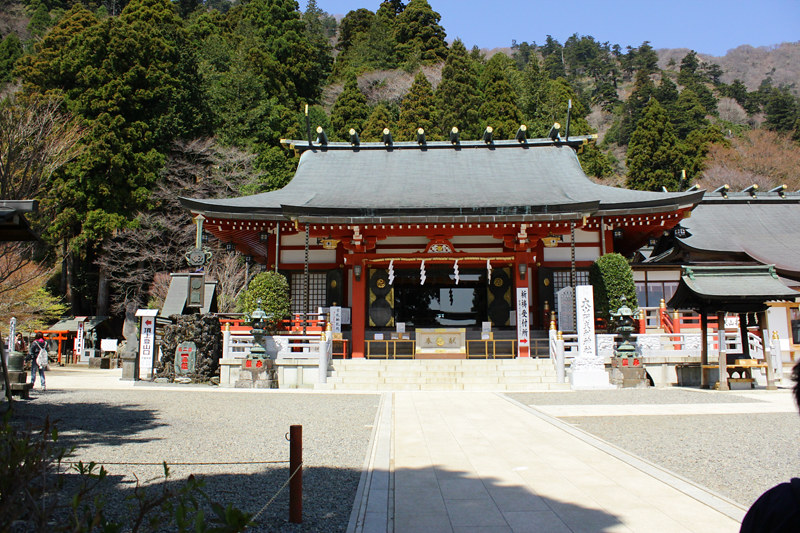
[238,271,291,333]
[589,253,638,323]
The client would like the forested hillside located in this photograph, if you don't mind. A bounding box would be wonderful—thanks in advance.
[1,0,799,324]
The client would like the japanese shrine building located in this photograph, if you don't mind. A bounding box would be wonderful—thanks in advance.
[180,132,702,358]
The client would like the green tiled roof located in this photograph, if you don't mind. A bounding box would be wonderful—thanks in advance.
[668,265,797,313]
[181,142,702,222]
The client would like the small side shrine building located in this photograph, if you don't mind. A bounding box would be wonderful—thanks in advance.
[181,133,702,359]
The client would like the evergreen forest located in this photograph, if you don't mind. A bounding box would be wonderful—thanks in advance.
[1,0,799,327]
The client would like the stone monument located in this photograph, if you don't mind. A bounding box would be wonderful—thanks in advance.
[569,285,612,389]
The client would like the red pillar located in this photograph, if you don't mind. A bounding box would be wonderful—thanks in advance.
[351,265,367,358]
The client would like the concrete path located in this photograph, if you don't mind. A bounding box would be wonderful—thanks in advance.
[29,367,748,531]
[351,392,744,533]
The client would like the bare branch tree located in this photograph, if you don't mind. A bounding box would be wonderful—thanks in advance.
[0,96,82,329]
[0,95,84,201]
[96,138,262,314]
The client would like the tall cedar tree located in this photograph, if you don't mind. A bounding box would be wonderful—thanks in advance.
[672,88,709,139]
[393,0,447,66]
[626,99,684,191]
[654,76,679,115]
[336,8,374,52]
[17,0,209,313]
[764,86,799,133]
[302,0,334,81]
[518,56,547,126]
[0,35,23,83]
[231,0,327,106]
[478,54,523,140]
[330,74,369,141]
[397,71,438,140]
[361,104,395,141]
[619,70,654,144]
[435,39,481,139]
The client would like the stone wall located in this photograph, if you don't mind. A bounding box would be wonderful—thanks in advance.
[156,315,222,382]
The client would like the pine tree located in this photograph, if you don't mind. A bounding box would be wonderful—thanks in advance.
[626,99,685,191]
[677,51,700,86]
[619,70,654,144]
[435,39,481,139]
[478,54,523,139]
[0,34,23,83]
[518,56,547,125]
[764,86,799,133]
[672,88,709,139]
[633,41,658,75]
[330,74,369,140]
[336,8,375,53]
[394,0,447,66]
[361,103,395,141]
[397,71,438,140]
[654,76,679,114]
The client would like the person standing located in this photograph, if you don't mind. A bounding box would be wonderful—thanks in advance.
[14,333,26,353]
[28,332,47,390]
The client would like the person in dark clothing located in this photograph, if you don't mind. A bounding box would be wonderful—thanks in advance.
[739,362,800,532]
[28,332,47,390]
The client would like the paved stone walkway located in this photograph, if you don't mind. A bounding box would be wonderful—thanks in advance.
[351,391,744,533]
[28,367,750,532]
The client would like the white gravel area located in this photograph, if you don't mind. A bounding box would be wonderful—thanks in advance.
[10,389,380,532]
[508,389,800,508]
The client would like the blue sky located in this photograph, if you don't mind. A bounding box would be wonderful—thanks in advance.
[313,0,800,57]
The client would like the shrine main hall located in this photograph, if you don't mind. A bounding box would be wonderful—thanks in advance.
[181,130,701,358]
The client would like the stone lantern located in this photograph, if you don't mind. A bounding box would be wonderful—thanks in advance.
[609,296,648,388]
[236,302,277,388]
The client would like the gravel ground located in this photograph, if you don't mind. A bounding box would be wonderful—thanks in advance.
[508,390,800,508]
[9,389,380,532]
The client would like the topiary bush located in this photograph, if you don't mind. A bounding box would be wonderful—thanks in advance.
[238,271,291,333]
[589,253,638,324]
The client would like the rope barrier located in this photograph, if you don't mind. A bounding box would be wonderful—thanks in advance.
[63,460,290,466]
[248,462,303,526]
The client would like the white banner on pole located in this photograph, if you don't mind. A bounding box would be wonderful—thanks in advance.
[516,287,530,356]
[136,309,159,380]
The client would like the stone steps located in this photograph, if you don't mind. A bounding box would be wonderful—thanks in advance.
[318,358,569,391]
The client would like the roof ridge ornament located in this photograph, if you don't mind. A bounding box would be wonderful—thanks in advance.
[482,126,493,145]
[768,184,786,198]
[416,127,426,146]
[515,125,527,144]
[349,128,360,147]
[449,127,460,145]
[713,184,729,198]
[315,126,328,146]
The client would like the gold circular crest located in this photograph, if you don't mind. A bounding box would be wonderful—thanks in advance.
[494,278,503,287]
[543,278,550,286]
[436,337,445,346]
[376,279,386,289]
[330,280,338,289]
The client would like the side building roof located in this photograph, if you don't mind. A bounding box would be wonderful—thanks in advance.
[670,192,800,278]
[180,138,702,223]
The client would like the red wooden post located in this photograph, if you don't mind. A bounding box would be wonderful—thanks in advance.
[289,425,302,523]
[638,309,647,334]
[351,265,366,358]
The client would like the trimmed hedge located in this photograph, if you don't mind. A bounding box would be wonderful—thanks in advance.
[589,253,638,323]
